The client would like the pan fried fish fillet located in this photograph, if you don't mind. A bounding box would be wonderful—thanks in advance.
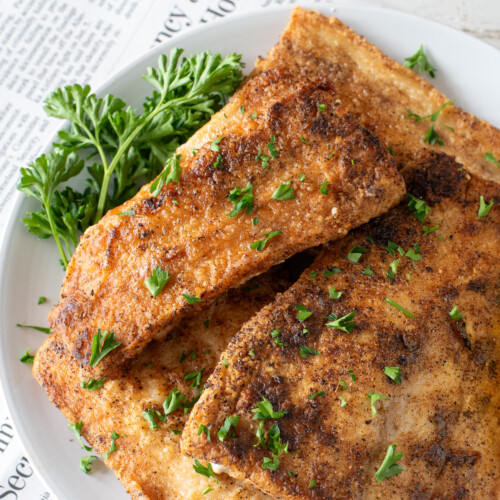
[181,152,500,498]
[50,66,404,376]
[256,7,500,184]
[34,261,310,499]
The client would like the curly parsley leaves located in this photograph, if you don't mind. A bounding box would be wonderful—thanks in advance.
[403,45,436,77]
[89,329,121,367]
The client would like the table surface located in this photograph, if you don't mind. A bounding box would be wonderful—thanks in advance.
[337,0,500,49]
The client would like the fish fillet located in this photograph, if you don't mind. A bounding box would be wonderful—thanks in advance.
[256,7,500,184]
[34,261,310,499]
[50,66,405,376]
[181,151,500,498]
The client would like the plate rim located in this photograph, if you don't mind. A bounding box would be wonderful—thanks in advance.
[0,3,498,498]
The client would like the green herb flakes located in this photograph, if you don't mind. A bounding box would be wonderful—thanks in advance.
[145,266,171,297]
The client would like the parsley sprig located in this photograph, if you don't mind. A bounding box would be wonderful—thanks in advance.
[89,329,122,367]
[375,444,404,482]
[18,49,243,267]
[403,45,436,77]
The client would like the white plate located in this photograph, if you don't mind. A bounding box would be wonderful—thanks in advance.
[1,4,499,499]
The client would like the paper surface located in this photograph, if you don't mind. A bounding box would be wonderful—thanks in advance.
[0,0,497,497]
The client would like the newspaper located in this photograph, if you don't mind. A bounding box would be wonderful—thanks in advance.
[0,0,331,496]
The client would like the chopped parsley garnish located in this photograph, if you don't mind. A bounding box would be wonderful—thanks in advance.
[387,147,395,156]
[80,455,98,474]
[190,147,199,156]
[250,111,257,119]
[362,266,374,275]
[386,259,399,280]
[149,154,182,197]
[256,147,269,168]
[145,363,153,369]
[179,350,187,363]
[484,151,500,168]
[320,180,329,195]
[271,329,285,347]
[325,311,356,333]
[375,444,404,482]
[198,424,211,441]
[254,421,266,448]
[16,323,52,334]
[163,387,187,415]
[309,272,318,281]
[367,392,389,417]
[240,105,244,115]
[217,415,239,441]
[210,136,224,152]
[324,267,341,276]
[185,368,205,389]
[193,459,219,483]
[387,241,405,256]
[339,396,347,408]
[289,471,298,477]
[267,135,278,158]
[309,480,317,487]
[169,428,182,435]
[222,357,228,367]
[144,266,171,297]
[252,217,259,226]
[384,298,415,318]
[406,101,455,123]
[213,154,223,168]
[309,391,325,400]
[80,377,106,391]
[68,421,92,451]
[251,396,287,420]
[117,210,135,216]
[348,369,356,382]
[300,174,306,182]
[202,487,213,495]
[300,345,321,358]
[318,104,325,112]
[203,320,210,329]
[449,305,463,320]
[250,230,282,251]
[249,349,255,357]
[89,329,121,367]
[348,245,367,263]
[262,456,280,471]
[329,287,343,300]
[337,380,347,391]
[19,349,34,364]
[227,182,254,217]
[423,225,438,234]
[141,408,165,430]
[407,194,430,222]
[403,44,436,77]
[183,293,203,304]
[37,296,47,304]
[405,244,422,262]
[300,136,310,145]
[478,195,494,217]
[271,182,295,201]
[384,366,402,385]
[424,124,443,146]
[295,304,313,321]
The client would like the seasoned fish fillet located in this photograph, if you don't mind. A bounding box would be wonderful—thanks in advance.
[181,152,500,498]
[50,66,405,376]
[256,7,500,184]
[34,261,309,499]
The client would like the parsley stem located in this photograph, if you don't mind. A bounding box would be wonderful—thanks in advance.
[95,96,197,222]
[44,196,70,268]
